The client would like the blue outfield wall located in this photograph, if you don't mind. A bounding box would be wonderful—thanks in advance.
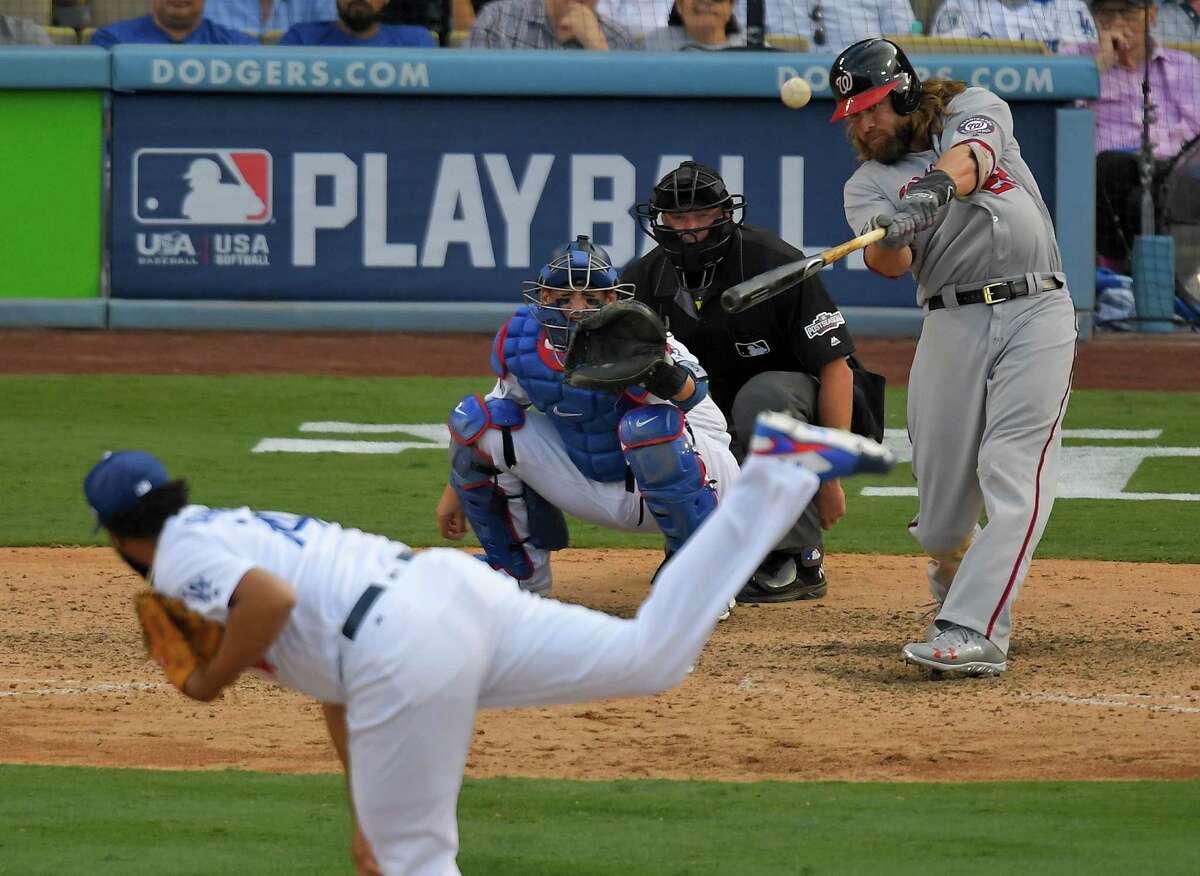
[8,48,1100,332]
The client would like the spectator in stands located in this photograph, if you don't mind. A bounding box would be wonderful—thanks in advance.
[1155,0,1200,42]
[280,0,436,44]
[931,0,1099,50]
[0,14,51,44]
[205,0,335,40]
[1088,0,1200,269]
[779,0,917,46]
[468,0,635,48]
[91,0,257,45]
[453,0,479,30]
[603,1,916,45]
[641,0,745,49]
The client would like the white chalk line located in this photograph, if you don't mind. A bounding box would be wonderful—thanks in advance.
[0,681,164,698]
[1022,691,1200,714]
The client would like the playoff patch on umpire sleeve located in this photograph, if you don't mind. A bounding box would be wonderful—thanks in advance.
[804,310,846,340]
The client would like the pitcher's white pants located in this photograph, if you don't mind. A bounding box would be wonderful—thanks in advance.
[340,455,819,876]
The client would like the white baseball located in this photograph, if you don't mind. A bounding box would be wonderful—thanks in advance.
[780,77,812,110]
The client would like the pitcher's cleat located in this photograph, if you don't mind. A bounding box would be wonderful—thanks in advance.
[750,412,896,481]
[902,624,1007,677]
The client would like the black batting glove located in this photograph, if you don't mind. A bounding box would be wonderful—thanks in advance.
[899,168,957,229]
[871,212,919,249]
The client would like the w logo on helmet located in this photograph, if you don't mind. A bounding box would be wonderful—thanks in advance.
[828,38,922,123]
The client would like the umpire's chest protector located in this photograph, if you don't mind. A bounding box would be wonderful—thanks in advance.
[495,308,636,482]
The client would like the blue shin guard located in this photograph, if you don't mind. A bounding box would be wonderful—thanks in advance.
[619,404,717,552]
[448,394,568,583]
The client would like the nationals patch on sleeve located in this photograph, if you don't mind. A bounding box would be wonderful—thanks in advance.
[804,310,846,340]
[957,116,997,135]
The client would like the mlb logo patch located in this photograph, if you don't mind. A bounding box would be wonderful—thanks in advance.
[735,339,771,358]
[133,148,272,225]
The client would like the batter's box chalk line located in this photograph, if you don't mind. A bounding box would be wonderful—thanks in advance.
[1021,691,1200,714]
[253,422,450,455]
[865,428,1200,502]
[0,681,166,698]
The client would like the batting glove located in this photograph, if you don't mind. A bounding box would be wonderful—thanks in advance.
[898,169,957,229]
[870,213,919,250]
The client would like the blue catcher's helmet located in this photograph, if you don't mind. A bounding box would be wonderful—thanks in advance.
[522,235,635,353]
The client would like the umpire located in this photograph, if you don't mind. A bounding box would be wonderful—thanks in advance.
[622,160,883,603]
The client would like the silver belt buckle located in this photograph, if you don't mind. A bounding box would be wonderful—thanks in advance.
[980,282,1005,305]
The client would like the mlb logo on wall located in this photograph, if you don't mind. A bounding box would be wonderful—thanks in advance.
[133,148,272,225]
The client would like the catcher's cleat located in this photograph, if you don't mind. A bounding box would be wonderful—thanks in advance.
[750,412,895,481]
[902,624,1007,677]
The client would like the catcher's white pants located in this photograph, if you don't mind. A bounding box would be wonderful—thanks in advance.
[475,409,741,593]
[340,455,819,876]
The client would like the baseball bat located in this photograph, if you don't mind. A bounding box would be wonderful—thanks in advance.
[720,227,887,314]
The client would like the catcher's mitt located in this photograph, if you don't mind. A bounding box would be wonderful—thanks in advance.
[563,300,669,390]
[134,591,223,691]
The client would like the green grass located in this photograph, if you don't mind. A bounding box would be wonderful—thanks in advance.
[3,376,1198,562]
[1,766,1197,875]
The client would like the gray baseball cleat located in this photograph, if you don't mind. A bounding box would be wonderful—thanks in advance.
[902,624,1007,677]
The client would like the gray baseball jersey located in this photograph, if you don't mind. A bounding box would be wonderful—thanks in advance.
[844,87,1062,304]
[841,86,1077,659]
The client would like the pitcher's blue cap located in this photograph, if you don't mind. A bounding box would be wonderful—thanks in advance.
[84,451,169,528]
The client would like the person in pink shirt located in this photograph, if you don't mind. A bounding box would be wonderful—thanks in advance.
[1087,0,1200,270]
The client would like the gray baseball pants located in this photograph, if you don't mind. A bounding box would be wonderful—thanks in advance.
[908,287,1077,653]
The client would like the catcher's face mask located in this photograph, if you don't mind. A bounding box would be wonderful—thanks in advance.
[522,236,634,354]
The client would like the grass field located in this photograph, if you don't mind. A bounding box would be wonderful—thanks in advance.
[4,375,1198,562]
[2,766,1198,875]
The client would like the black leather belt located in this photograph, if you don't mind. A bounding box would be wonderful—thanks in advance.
[928,275,1063,311]
[342,584,385,640]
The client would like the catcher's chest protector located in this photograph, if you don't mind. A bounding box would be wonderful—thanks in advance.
[499,308,635,483]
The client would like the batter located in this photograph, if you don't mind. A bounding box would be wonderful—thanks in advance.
[830,37,1078,676]
[83,420,894,874]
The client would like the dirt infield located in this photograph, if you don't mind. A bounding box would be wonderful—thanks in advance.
[1,329,1197,390]
[2,548,1197,781]
[2,329,1197,782]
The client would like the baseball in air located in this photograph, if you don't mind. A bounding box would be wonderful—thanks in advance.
[780,77,812,110]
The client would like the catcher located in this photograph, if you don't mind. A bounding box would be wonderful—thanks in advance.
[435,235,740,597]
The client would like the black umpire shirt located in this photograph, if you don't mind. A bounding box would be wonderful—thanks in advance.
[621,224,856,423]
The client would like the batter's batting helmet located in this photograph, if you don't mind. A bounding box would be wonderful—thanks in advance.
[522,235,634,352]
[635,161,746,293]
[828,38,922,123]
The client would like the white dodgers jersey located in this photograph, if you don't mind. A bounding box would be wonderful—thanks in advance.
[150,505,412,703]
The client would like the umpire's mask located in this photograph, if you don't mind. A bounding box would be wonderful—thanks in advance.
[635,161,746,294]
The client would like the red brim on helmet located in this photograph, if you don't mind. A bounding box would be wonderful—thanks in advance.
[829,79,902,123]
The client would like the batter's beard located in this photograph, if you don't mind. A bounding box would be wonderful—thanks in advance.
[338,1,377,32]
[851,118,916,165]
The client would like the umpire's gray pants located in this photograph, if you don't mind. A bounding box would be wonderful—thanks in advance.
[729,371,824,567]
